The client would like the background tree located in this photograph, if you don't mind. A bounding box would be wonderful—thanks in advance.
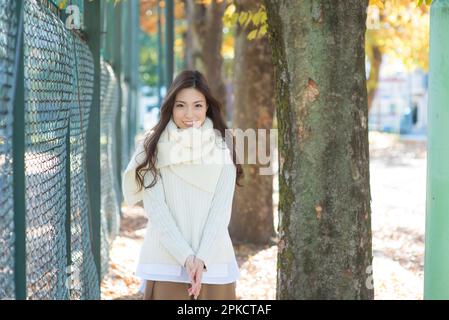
[228,1,276,245]
[184,0,228,120]
[366,0,430,111]
[264,0,374,299]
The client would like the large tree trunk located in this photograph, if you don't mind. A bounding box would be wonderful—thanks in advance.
[228,0,276,245]
[264,0,374,299]
[185,0,228,121]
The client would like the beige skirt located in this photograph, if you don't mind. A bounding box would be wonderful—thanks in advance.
[143,280,236,300]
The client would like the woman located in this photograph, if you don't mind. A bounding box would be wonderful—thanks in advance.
[122,70,244,300]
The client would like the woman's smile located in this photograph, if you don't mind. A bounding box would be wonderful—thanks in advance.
[183,120,200,128]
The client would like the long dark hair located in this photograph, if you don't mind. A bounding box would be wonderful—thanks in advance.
[134,69,244,192]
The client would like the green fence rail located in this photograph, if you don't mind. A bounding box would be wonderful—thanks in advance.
[0,0,139,300]
[424,0,449,300]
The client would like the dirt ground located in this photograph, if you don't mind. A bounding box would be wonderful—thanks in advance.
[101,131,426,300]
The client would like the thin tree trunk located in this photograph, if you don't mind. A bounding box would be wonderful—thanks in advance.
[264,0,374,299]
[185,0,228,120]
[367,45,382,112]
[229,0,276,245]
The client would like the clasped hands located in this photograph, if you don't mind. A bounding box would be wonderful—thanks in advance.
[184,254,205,299]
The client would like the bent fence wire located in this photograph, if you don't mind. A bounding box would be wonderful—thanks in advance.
[100,60,121,279]
[0,0,122,299]
[70,27,100,300]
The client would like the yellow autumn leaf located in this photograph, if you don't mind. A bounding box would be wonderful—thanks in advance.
[370,0,384,9]
[247,29,258,40]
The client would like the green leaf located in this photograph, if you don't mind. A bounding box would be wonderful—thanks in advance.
[417,0,432,5]
[230,12,239,25]
[244,12,253,28]
[261,11,267,24]
[247,29,258,40]
[259,24,267,37]
[239,12,249,26]
[252,11,262,26]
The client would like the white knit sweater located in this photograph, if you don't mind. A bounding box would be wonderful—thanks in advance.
[122,137,241,289]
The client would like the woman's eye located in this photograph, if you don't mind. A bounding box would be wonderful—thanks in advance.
[176,104,184,107]
[196,104,202,108]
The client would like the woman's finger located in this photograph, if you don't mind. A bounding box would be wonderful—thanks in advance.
[191,270,199,293]
[194,283,202,299]
[193,266,203,299]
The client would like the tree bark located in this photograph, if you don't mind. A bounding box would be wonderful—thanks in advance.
[185,0,228,121]
[264,0,374,299]
[229,0,276,245]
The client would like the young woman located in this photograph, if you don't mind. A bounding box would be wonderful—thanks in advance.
[122,70,244,300]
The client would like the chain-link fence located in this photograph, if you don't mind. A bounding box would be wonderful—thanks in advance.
[0,0,18,301]
[69,26,100,300]
[24,0,73,300]
[99,60,121,279]
[0,0,139,300]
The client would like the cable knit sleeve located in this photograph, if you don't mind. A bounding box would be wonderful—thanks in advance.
[142,170,195,267]
[195,163,237,271]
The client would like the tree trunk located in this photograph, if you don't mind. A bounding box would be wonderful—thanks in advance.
[264,0,374,299]
[185,0,228,121]
[229,0,276,245]
[367,45,382,113]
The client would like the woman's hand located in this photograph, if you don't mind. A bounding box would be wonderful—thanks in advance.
[185,254,196,284]
[187,257,205,299]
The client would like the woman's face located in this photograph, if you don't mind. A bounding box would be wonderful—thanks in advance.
[172,87,208,129]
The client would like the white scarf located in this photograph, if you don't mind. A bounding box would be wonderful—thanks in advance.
[122,116,231,206]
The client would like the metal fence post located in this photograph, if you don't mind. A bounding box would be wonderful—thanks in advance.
[127,0,134,146]
[122,1,132,155]
[157,0,164,108]
[136,1,141,135]
[165,0,174,88]
[132,0,140,137]
[124,0,139,151]
[84,0,102,286]
[424,0,449,300]
[112,1,123,204]
[65,115,72,298]
[103,2,114,63]
[12,0,26,301]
